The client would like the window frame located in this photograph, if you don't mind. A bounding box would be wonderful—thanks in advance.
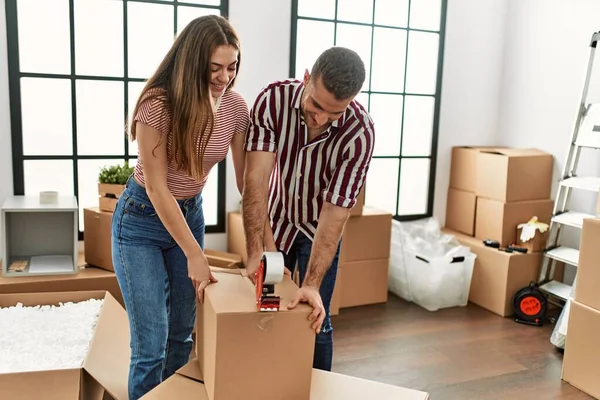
[5,0,229,240]
[289,0,447,222]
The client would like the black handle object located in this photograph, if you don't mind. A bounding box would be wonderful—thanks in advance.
[416,255,429,263]
[483,239,500,248]
[508,245,528,254]
[450,256,465,263]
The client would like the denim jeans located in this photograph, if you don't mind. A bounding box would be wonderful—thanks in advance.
[111,176,203,400]
[282,231,340,372]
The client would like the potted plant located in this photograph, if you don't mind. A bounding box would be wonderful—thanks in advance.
[97,162,134,212]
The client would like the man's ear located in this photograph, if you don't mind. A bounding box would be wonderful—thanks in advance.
[303,69,310,85]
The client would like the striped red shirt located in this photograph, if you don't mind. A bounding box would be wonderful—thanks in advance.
[245,79,375,253]
[133,88,249,198]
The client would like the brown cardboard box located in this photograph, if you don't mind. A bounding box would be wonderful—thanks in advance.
[574,217,600,311]
[0,290,129,400]
[444,228,542,317]
[227,212,247,266]
[142,358,430,399]
[84,208,114,272]
[475,198,553,247]
[476,148,553,202]
[562,300,600,399]
[340,207,392,262]
[445,188,477,235]
[449,146,508,192]
[204,249,243,269]
[196,270,315,400]
[339,258,388,308]
[0,265,124,309]
[350,186,365,217]
[516,227,548,253]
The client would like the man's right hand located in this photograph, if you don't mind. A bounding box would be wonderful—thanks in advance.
[246,254,262,285]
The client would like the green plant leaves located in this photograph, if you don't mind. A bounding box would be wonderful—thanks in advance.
[98,161,134,185]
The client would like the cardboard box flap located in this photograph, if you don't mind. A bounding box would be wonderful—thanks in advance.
[176,358,203,382]
[479,148,549,158]
[311,370,429,399]
[83,292,130,400]
[0,289,108,307]
[205,249,243,269]
[141,373,208,400]
[206,273,311,314]
[209,266,243,275]
[0,369,81,400]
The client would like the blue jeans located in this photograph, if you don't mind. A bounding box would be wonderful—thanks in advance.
[282,231,340,372]
[111,176,203,400]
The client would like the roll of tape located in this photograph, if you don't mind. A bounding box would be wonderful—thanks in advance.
[261,251,285,285]
[39,191,59,204]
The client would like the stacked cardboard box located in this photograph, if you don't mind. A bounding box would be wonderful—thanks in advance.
[562,217,600,398]
[443,146,555,317]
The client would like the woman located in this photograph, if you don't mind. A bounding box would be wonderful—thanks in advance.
[111,15,248,400]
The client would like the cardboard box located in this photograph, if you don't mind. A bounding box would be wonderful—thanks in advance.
[449,146,508,192]
[516,227,548,253]
[84,208,114,272]
[0,290,129,400]
[575,217,600,311]
[204,249,243,269]
[444,228,542,317]
[445,188,477,235]
[476,148,553,202]
[340,208,392,262]
[562,300,600,399]
[350,186,365,217]
[475,198,553,247]
[0,265,124,309]
[339,258,388,308]
[196,270,315,400]
[226,212,247,267]
[142,358,430,399]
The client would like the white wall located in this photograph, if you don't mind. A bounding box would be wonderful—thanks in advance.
[497,0,600,283]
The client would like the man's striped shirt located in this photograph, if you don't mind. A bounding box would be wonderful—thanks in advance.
[245,79,375,253]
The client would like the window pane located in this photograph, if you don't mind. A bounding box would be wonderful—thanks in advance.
[127,2,174,79]
[295,20,334,79]
[177,6,220,37]
[78,159,123,230]
[405,31,439,95]
[17,0,70,74]
[371,27,406,93]
[24,160,74,197]
[369,94,403,157]
[298,0,335,20]
[402,96,435,156]
[398,158,430,215]
[365,158,398,216]
[76,80,125,156]
[74,0,123,77]
[355,92,369,111]
[337,0,373,24]
[128,82,147,157]
[182,0,220,5]
[374,0,409,28]
[203,163,219,226]
[335,23,372,92]
[21,78,72,156]
[409,0,441,31]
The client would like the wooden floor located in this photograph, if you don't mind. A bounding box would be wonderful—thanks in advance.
[331,294,591,399]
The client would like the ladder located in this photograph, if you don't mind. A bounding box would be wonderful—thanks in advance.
[538,30,600,303]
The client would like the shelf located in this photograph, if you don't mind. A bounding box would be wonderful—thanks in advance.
[552,211,596,228]
[545,246,580,267]
[4,255,75,277]
[539,280,572,301]
[560,176,600,192]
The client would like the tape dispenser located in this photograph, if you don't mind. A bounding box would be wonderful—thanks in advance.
[255,251,285,312]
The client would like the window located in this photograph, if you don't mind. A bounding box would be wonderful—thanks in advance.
[5,0,229,239]
[290,0,447,220]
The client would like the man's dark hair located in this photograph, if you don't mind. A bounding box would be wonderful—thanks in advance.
[310,47,366,100]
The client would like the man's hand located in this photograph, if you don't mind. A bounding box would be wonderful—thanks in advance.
[288,285,325,334]
[246,253,262,285]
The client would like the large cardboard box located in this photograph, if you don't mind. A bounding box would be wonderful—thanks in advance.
[475,198,553,247]
[574,217,600,311]
[84,207,114,272]
[445,187,477,235]
[339,258,388,308]
[204,249,243,269]
[449,146,507,192]
[476,148,553,202]
[0,265,124,309]
[196,270,315,400]
[562,300,600,398]
[444,228,542,317]
[0,290,129,400]
[142,358,430,399]
[226,212,247,267]
[340,207,392,262]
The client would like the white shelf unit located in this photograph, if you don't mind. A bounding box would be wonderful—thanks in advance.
[1,196,79,277]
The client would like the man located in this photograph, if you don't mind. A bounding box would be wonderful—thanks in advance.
[241,47,375,371]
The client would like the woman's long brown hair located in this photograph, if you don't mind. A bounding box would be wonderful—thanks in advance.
[129,15,241,181]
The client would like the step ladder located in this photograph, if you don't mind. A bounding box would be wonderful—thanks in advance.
[538,30,600,303]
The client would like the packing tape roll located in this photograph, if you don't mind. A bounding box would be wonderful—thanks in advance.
[262,251,285,285]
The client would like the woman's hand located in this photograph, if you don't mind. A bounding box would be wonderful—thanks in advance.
[188,252,218,303]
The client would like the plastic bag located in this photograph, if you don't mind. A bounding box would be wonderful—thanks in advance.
[550,278,577,349]
[388,220,412,301]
